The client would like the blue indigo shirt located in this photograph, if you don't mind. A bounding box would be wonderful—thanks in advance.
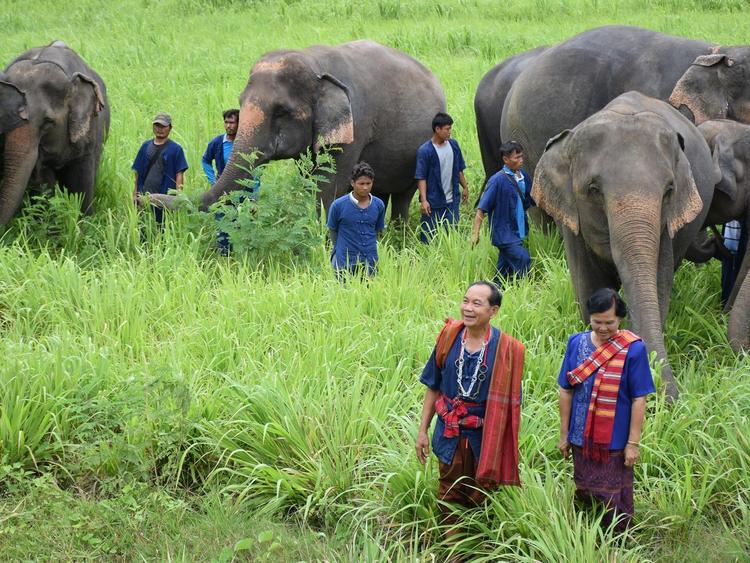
[558,331,655,450]
[420,327,500,464]
[202,134,233,185]
[132,139,188,195]
[327,194,385,271]
[478,167,534,248]
[414,139,466,209]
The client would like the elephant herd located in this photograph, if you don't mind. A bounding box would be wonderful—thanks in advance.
[1,27,749,400]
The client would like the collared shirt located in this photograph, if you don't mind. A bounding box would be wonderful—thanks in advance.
[327,193,385,271]
[557,331,655,450]
[414,138,466,209]
[478,167,534,247]
[132,139,188,195]
[420,327,501,464]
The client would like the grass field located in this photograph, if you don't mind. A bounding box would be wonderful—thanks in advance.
[2,0,750,561]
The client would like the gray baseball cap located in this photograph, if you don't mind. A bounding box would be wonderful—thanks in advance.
[152,112,172,126]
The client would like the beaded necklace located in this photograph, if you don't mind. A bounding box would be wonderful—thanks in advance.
[455,326,491,399]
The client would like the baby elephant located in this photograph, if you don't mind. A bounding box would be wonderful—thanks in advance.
[0,41,109,226]
[532,91,721,400]
[697,119,750,350]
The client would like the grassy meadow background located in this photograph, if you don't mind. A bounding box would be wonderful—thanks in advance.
[1,0,750,560]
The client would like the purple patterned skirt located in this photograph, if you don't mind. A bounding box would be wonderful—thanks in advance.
[572,446,634,532]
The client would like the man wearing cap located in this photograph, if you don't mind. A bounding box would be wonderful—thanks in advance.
[132,112,188,222]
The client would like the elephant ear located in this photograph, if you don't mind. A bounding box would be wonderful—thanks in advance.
[692,53,734,68]
[710,133,740,201]
[667,132,705,238]
[0,80,28,133]
[68,72,105,144]
[313,74,354,153]
[532,129,579,234]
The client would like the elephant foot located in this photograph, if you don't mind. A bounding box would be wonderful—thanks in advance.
[660,365,680,404]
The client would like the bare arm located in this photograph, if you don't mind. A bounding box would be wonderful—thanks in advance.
[558,388,573,459]
[624,396,647,467]
[459,171,469,204]
[175,171,185,190]
[471,209,486,245]
[328,229,338,246]
[133,174,139,204]
[416,388,440,465]
[417,179,431,215]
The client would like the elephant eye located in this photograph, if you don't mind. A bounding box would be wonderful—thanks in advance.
[587,182,601,195]
[273,106,290,119]
[665,182,674,197]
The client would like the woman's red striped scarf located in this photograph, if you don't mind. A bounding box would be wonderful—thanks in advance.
[566,330,641,462]
[435,318,524,488]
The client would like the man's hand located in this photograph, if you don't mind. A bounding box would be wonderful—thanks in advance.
[420,199,431,216]
[470,231,480,247]
[461,187,469,204]
[416,430,430,465]
[558,437,571,459]
[624,443,640,467]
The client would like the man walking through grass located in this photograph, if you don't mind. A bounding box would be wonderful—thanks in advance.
[416,282,524,534]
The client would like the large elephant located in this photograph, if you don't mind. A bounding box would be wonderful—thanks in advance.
[152,40,445,221]
[474,45,547,187]
[532,92,721,400]
[501,26,732,179]
[696,119,750,350]
[0,41,109,226]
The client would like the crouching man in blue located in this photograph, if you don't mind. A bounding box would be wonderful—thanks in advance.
[472,141,535,280]
[327,162,386,277]
[132,112,188,224]
[415,112,470,243]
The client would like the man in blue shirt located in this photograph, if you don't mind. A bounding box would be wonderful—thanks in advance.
[132,112,188,223]
[327,162,386,277]
[202,108,239,186]
[472,141,535,280]
[415,112,469,243]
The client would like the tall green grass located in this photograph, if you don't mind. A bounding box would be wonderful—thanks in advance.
[2,0,750,559]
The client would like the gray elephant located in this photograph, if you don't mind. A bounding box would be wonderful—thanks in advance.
[474,46,547,187]
[0,41,109,226]
[532,92,721,400]
[151,40,445,221]
[696,119,750,350]
[500,26,738,180]
[670,52,750,125]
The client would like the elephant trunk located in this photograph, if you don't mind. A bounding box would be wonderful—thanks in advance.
[199,103,270,211]
[608,200,680,401]
[0,123,38,226]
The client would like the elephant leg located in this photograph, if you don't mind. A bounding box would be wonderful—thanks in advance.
[728,260,750,351]
[389,185,417,223]
[560,226,619,324]
[59,156,97,214]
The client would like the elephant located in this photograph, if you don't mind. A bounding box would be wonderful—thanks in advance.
[532,91,721,401]
[500,26,739,181]
[0,41,109,226]
[150,40,445,221]
[474,45,547,187]
[696,119,750,350]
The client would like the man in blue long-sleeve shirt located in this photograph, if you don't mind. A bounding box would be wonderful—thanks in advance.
[202,108,239,185]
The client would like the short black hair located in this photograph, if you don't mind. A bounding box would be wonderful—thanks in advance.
[351,161,375,181]
[586,288,627,318]
[223,108,240,120]
[500,141,524,159]
[432,112,454,131]
[468,281,503,308]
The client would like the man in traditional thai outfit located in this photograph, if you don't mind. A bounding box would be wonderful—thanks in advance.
[416,281,524,527]
[558,288,655,532]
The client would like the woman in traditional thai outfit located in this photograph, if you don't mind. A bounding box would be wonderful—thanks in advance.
[558,288,655,532]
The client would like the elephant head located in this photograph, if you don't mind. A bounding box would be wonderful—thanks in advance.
[669,48,750,125]
[0,44,106,226]
[532,94,711,399]
[195,51,354,210]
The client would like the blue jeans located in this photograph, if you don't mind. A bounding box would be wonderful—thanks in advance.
[420,201,460,243]
[495,241,530,280]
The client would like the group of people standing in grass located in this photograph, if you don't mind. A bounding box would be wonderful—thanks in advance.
[328,111,536,280]
[417,282,655,540]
